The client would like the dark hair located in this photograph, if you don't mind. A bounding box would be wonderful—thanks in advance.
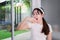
[32,8,50,35]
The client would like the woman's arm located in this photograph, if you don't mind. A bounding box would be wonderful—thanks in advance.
[47,32,52,40]
[47,24,53,40]
[16,17,30,30]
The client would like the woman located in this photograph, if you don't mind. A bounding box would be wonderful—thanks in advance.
[17,8,52,40]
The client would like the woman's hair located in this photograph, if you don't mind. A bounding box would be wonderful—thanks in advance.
[32,8,50,35]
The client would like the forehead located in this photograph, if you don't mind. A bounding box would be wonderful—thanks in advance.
[33,10,38,13]
[33,10,40,14]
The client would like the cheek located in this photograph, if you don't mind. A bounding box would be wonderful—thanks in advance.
[38,15,42,19]
[33,15,38,18]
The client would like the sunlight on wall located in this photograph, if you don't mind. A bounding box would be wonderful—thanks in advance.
[21,4,27,14]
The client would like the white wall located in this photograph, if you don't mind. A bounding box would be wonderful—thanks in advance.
[41,0,60,25]
[32,0,41,11]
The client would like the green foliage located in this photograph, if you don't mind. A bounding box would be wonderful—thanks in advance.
[23,0,31,8]
[0,6,5,20]
[0,30,28,40]
[14,30,29,36]
[0,30,11,40]
[14,0,31,8]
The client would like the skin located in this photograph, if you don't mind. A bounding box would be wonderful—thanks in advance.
[16,10,52,40]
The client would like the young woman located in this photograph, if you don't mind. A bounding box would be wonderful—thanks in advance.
[17,8,52,40]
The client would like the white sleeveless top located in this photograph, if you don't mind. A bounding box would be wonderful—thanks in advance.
[27,21,52,40]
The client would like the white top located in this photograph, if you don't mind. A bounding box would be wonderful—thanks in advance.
[27,21,52,40]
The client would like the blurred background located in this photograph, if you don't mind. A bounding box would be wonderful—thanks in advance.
[41,0,60,40]
[0,0,32,40]
[0,0,60,40]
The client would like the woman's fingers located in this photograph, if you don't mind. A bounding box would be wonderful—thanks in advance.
[24,17,37,23]
[33,18,38,23]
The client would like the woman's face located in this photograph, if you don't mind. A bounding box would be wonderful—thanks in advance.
[32,10,44,21]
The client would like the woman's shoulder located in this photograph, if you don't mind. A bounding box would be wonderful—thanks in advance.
[48,24,53,32]
[48,24,51,27]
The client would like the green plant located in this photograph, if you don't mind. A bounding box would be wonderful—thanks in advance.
[0,30,28,40]
[23,0,31,8]
[0,6,5,20]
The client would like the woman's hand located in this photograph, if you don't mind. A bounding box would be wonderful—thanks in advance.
[25,16,37,23]
[16,16,38,30]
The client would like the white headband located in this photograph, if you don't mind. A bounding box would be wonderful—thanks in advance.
[39,8,44,14]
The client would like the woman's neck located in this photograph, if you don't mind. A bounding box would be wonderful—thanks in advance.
[37,19,43,25]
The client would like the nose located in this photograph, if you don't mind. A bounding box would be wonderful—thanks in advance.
[33,14,37,18]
